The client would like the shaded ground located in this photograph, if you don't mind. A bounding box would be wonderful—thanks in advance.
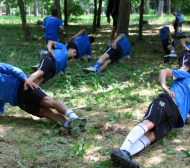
[0,18,190,168]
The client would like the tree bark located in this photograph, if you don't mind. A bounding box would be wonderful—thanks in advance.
[167,0,171,14]
[93,0,97,33]
[0,0,2,15]
[34,0,38,16]
[64,0,68,26]
[138,0,144,40]
[55,0,65,43]
[68,0,72,11]
[117,0,130,36]
[28,6,30,16]
[17,0,31,40]
[41,0,44,18]
[158,0,164,17]
[96,0,102,27]
[144,0,149,14]
[6,0,10,15]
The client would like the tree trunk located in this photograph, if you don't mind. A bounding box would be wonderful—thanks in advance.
[6,0,10,15]
[55,0,65,43]
[138,0,144,40]
[96,0,102,27]
[68,0,72,11]
[117,0,130,36]
[167,0,171,14]
[28,6,30,16]
[93,0,97,33]
[41,0,44,18]
[0,0,2,15]
[64,0,68,26]
[158,0,164,17]
[17,0,31,40]
[144,0,149,14]
[34,0,38,16]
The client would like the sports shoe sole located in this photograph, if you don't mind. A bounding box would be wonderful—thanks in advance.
[83,68,96,73]
[68,118,87,129]
[31,65,38,71]
[111,152,139,168]
[69,126,85,136]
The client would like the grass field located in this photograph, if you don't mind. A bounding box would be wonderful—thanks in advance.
[0,14,190,168]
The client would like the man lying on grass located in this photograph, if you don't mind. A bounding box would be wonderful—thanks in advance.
[110,63,190,167]
[38,29,95,62]
[29,40,78,85]
[0,63,86,136]
[160,27,177,63]
[83,33,130,73]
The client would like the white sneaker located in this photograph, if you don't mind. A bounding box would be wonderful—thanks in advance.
[31,64,39,71]
[169,52,177,57]
[83,67,96,73]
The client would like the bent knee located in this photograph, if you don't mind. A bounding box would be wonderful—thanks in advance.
[144,131,155,143]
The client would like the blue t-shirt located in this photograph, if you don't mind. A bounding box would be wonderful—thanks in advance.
[52,42,68,76]
[170,69,190,128]
[0,63,27,113]
[117,34,131,59]
[176,13,183,23]
[42,17,64,42]
[73,33,91,59]
[160,27,170,44]
[187,38,190,49]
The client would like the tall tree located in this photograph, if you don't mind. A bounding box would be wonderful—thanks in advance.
[96,0,102,27]
[17,0,31,40]
[64,0,68,26]
[34,0,38,16]
[55,0,65,43]
[167,0,171,14]
[138,0,144,40]
[144,0,149,14]
[28,5,30,16]
[117,0,130,36]
[6,0,10,15]
[93,0,97,33]
[0,0,2,15]
[41,0,44,18]
[158,0,164,17]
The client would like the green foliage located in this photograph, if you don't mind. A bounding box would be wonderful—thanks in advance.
[172,0,190,15]
[180,150,190,158]
[92,160,113,168]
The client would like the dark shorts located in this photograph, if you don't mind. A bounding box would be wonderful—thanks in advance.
[174,20,182,34]
[143,93,178,144]
[163,37,174,55]
[178,50,190,68]
[111,13,118,26]
[17,81,47,117]
[38,54,55,83]
[104,44,122,64]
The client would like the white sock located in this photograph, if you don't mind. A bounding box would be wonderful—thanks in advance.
[128,135,150,156]
[65,109,79,119]
[108,40,112,46]
[42,50,48,55]
[120,123,148,151]
[63,121,69,128]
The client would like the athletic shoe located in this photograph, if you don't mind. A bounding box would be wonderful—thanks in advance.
[110,148,140,168]
[168,51,177,57]
[83,67,96,73]
[69,127,81,136]
[31,64,39,71]
[68,118,87,129]
[39,49,44,58]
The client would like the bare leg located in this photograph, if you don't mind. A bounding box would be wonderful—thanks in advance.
[29,70,44,85]
[110,26,117,41]
[96,53,110,64]
[39,106,67,125]
[34,76,44,85]
[40,96,69,115]
[144,131,156,143]
[168,45,175,52]
[99,59,111,71]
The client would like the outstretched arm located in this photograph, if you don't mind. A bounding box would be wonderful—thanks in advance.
[69,29,86,41]
[180,38,190,51]
[159,69,175,98]
[47,40,56,57]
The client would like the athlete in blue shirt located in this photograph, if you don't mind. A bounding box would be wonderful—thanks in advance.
[0,63,87,135]
[173,12,185,36]
[67,29,95,62]
[42,9,64,42]
[83,33,130,73]
[29,40,77,85]
[110,64,190,167]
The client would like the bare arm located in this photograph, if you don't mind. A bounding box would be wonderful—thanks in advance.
[159,69,175,98]
[59,26,64,35]
[47,40,56,57]
[111,34,125,49]
[166,31,173,42]
[69,29,86,41]
[180,38,190,51]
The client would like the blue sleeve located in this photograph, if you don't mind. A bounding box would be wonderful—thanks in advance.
[55,42,65,49]
[0,100,5,114]
[163,27,170,33]
[0,63,27,81]
[59,19,64,27]
[87,44,92,58]
[42,18,46,28]
[171,69,190,79]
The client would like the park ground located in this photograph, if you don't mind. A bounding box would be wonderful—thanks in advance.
[1,14,190,168]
